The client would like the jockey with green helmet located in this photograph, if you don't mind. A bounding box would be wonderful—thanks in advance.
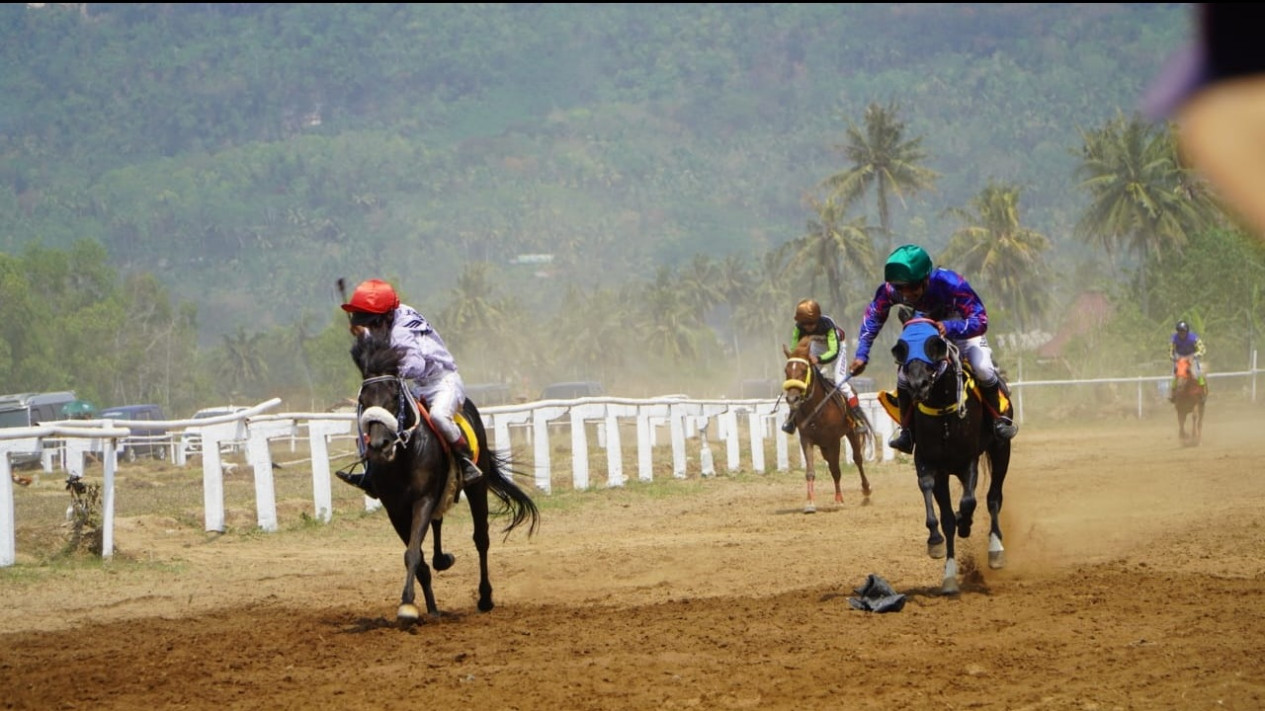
[781,298,869,435]
[849,244,1018,454]
[338,278,484,497]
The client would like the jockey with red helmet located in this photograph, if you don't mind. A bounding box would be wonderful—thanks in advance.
[848,244,1018,454]
[1169,320,1208,401]
[338,278,483,497]
[781,298,869,435]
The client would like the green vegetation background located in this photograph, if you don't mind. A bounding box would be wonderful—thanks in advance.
[2,3,1259,417]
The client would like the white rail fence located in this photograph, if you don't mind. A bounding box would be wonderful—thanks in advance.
[1,360,1259,567]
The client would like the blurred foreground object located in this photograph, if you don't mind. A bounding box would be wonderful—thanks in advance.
[1144,4,1265,238]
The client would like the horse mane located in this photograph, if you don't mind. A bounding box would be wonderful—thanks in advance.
[790,335,813,358]
[350,333,404,379]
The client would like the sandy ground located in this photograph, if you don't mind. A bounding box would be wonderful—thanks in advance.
[2,403,1264,710]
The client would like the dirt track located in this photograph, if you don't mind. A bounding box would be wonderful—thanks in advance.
[3,404,1264,710]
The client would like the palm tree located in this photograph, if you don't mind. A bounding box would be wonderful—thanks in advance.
[781,195,877,313]
[215,326,267,398]
[941,182,1051,331]
[1074,112,1220,311]
[822,101,939,255]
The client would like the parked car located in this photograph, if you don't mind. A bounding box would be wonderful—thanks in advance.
[0,391,79,467]
[465,383,513,407]
[180,406,249,458]
[539,381,605,400]
[99,404,169,462]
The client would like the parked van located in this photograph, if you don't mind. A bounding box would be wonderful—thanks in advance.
[0,391,78,467]
[100,404,169,462]
[466,383,513,407]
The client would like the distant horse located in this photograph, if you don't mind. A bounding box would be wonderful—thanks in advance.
[889,316,1011,594]
[351,334,539,623]
[781,336,874,514]
[1173,355,1206,446]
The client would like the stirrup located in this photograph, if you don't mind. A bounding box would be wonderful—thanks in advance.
[460,456,484,486]
[335,460,378,499]
[993,417,1018,440]
[888,428,913,454]
[849,409,869,434]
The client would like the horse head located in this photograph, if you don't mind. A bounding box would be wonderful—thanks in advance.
[351,334,420,464]
[892,316,954,404]
[782,337,815,409]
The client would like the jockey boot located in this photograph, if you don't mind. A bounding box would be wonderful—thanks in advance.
[335,459,378,500]
[888,387,915,454]
[981,381,1019,440]
[1168,378,1177,402]
[781,415,796,434]
[454,437,484,487]
[846,395,869,434]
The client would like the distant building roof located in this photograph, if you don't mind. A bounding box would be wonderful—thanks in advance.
[1036,291,1114,360]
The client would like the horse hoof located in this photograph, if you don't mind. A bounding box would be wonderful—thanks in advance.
[433,553,456,571]
[804,503,816,514]
[989,550,1007,570]
[397,603,421,622]
[941,578,960,595]
[928,542,946,559]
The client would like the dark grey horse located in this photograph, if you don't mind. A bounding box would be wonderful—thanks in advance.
[351,334,538,622]
[891,315,1011,594]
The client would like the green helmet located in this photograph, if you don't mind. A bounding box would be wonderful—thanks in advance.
[884,244,933,284]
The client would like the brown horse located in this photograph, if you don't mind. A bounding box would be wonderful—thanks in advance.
[781,336,873,513]
[1173,355,1206,446]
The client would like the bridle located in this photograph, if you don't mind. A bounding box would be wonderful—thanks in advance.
[783,355,844,426]
[901,318,970,419]
[357,375,423,452]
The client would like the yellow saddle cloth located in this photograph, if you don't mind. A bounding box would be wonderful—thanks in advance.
[877,384,1010,421]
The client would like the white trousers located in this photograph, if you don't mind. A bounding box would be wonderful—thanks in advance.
[411,368,468,445]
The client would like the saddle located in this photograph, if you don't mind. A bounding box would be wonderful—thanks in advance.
[877,363,1011,422]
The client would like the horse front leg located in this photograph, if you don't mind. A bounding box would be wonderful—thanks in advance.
[917,461,945,559]
[932,473,960,594]
[430,518,455,571]
[801,439,818,514]
[821,439,845,505]
[398,497,440,623]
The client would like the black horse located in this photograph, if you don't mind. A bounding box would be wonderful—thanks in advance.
[351,334,539,623]
[891,315,1011,594]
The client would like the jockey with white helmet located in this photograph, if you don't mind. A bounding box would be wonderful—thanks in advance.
[338,278,483,497]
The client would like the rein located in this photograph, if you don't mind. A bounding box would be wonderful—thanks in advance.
[914,341,971,419]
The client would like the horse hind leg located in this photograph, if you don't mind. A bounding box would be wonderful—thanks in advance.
[431,519,455,571]
[465,484,496,612]
[848,431,872,499]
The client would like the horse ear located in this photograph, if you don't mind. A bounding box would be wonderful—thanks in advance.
[891,341,909,364]
[349,340,369,377]
[925,336,948,361]
[782,343,792,358]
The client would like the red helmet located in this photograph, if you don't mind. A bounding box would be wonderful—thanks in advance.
[341,279,400,314]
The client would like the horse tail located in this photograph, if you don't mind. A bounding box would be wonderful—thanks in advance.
[485,451,541,538]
